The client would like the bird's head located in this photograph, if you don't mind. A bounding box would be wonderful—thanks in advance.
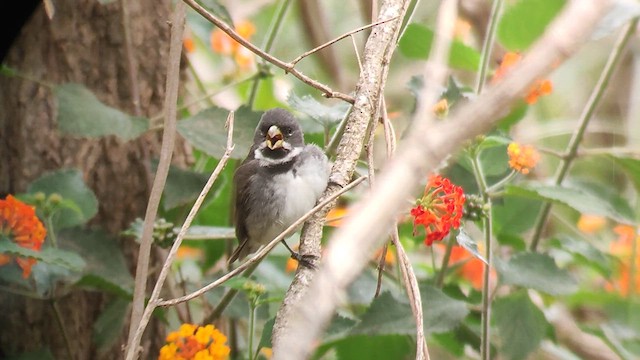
[253,108,304,162]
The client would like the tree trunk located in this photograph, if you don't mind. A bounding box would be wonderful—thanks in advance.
[0,0,187,358]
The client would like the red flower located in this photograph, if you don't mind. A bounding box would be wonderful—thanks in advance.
[0,195,47,278]
[411,175,465,246]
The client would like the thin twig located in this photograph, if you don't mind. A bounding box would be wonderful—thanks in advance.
[290,16,399,67]
[475,0,503,94]
[125,3,186,358]
[182,0,355,103]
[125,111,235,360]
[529,16,639,251]
[391,226,430,360]
[157,176,367,307]
[52,300,75,360]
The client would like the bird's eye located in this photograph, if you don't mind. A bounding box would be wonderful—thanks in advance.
[285,127,293,136]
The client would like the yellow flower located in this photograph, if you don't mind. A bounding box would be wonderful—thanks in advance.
[507,142,540,175]
[0,195,47,278]
[160,323,229,360]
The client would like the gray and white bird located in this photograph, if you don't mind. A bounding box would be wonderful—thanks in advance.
[228,108,330,265]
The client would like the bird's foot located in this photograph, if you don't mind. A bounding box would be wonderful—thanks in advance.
[290,252,319,270]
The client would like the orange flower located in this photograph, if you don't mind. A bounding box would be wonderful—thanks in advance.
[577,214,607,234]
[606,225,640,296]
[0,195,47,278]
[507,142,540,174]
[373,246,396,267]
[492,51,552,104]
[210,20,256,69]
[159,323,230,360]
[183,36,196,53]
[326,206,348,227]
[525,79,553,105]
[446,245,496,290]
[411,175,465,246]
[432,98,449,118]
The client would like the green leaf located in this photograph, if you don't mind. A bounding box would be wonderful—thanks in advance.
[608,155,640,192]
[151,161,224,211]
[399,24,480,71]
[493,195,542,236]
[198,0,234,26]
[506,182,635,224]
[332,335,414,360]
[177,106,261,159]
[476,135,511,152]
[497,102,529,131]
[549,236,612,277]
[422,284,470,334]
[496,252,577,295]
[54,83,148,140]
[59,228,134,297]
[93,298,129,353]
[0,238,85,271]
[287,93,350,133]
[497,0,567,51]
[493,291,549,360]
[27,168,98,229]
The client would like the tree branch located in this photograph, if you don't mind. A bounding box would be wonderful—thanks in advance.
[181,0,355,103]
[125,2,186,358]
[271,2,612,359]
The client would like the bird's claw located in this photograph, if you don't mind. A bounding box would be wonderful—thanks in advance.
[291,252,319,270]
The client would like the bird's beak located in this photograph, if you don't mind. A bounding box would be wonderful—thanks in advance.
[266,125,284,150]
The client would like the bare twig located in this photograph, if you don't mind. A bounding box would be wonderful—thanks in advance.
[125,111,235,360]
[181,0,355,103]
[390,226,429,360]
[290,16,399,67]
[272,2,611,359]
[157,176,367,307]
[125,3,186,358]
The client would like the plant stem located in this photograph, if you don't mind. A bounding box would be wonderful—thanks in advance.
[475,0,503,94]
[529,17,639,251]
[248,302,257,360]
[51,300,74,360]
[45,216,58,248]
[471,152,493,360]
[247,0,293,108]
[435,232,455,288]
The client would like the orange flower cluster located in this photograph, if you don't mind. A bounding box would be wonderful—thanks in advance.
[507,142,540,174]
[0,195,47,278]
[492,51,553,105]
[411,175,465,246]
[606,225,640,296]
[159,324,230,360]
[210,21,256,69]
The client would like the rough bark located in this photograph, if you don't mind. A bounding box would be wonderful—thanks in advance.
[0,0,187,358]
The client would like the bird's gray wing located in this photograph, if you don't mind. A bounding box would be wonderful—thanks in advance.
[228,159,258,263]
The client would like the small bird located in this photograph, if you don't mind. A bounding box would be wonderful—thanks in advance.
[228,108,330,266]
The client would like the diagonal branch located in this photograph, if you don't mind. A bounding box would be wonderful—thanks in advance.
[182,0,355,103]
[125,108,235,360]
[156,176,367,307]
